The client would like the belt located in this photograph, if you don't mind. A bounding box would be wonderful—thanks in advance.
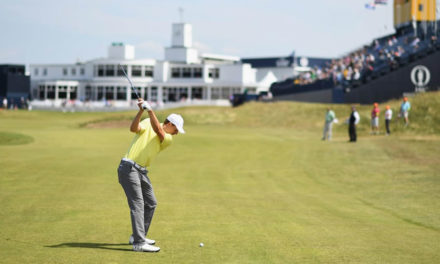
[122,158,147,172]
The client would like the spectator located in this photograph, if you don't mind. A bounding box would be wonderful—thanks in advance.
[20,97,25,109]
[2,98,7,109]
[411,37,420,47]
[431,35,438,47]
[384,105,392,135]
[374,40,381,51]
[399,97,411,126]
[322,107,336,141]
[371,103,380,135]
[388,37,394,47]
[353,68,361,81]
[347,106,360,142]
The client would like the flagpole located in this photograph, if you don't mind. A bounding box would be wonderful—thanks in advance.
[413,15,417,37]
[436,7,439,36]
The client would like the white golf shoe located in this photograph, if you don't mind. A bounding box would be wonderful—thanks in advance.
[133,243,160,252]
[129,235,155,245]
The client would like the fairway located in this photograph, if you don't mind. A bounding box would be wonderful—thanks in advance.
[1,92,439,263]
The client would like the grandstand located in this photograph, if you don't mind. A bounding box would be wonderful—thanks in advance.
[270,0,440,104]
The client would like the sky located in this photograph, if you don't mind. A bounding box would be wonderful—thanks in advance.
[0,0,395,65]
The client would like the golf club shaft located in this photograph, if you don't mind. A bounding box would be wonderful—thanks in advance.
[118,64,148,110]
[118,64,141,99]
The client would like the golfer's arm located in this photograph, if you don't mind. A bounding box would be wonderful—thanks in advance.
[130,110,144,133]
[147,110,165,142]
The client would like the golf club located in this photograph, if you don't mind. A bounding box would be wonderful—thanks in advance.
[118,64,148,109]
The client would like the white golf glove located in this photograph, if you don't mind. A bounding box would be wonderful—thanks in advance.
[141,101,152,111]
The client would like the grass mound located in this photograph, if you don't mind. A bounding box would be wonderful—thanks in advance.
[0,131,34,145]
[81,91,440,136]
[158,90,440,135]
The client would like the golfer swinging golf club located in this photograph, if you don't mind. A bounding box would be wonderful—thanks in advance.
[118,98,184,252]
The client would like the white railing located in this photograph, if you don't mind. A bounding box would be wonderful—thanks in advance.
[29,99,231,112]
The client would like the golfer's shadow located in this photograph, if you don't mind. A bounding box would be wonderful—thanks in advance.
[46,242,132,252]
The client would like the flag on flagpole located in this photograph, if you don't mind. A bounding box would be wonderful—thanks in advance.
[374,0,387,5]
[365,3,376,10]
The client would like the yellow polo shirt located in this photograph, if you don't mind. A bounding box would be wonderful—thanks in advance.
[124,118,173,167]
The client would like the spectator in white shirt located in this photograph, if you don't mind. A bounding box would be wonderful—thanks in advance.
[347,106,360,142]
[385,105,393,135]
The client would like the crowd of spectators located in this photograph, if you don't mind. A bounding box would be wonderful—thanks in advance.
[293,31,439,89]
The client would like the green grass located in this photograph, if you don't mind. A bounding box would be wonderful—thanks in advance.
[0,131,34,145]
[0,92,439,263]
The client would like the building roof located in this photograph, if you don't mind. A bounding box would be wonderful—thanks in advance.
[297,57,333,68]
[241,56,333,69]
[241,56,295,68]
[201,53,240,62]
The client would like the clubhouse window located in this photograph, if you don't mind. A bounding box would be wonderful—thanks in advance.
[144,66,154,77]
[105,86,114,100]
[80,68,85,75]
[151,87,157,101]
[182,68,191,78]
[71,68,76,75]
[38,85,44,98]
[131,87,141,100]
[34,68,39,76]
[97,65,104,76]
[63,68,68,76]
[234,87,244,94]
[43,68,47,76]
[117,86,127,100]
[58,86,68,99]
[221,87,230,99]
[143,87,149,100]
[47,86,55,99]
[208,68,219,79]
[211,87,220,100]
[70,86,77,100]
[193,68,202,78]
[117,65,127,76]
[191,87,203,99]
[171,68,181,78]
[105,65,115,76]
[132,65,142,77]
[85,86,92,100]
[97,86,104,99]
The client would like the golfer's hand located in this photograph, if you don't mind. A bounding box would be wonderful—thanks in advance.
[137,98,151,111]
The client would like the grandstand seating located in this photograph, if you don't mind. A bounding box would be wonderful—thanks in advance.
[270,27,440,96]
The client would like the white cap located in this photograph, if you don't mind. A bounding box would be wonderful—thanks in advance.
[167,113,185,134]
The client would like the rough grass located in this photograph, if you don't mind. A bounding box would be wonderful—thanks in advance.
[0,91,439,263]
[81,91,440,135]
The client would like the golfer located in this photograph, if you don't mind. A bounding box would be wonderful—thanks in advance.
[117,98,185,252]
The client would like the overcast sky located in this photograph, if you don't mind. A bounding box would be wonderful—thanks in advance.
[0,0,394,65]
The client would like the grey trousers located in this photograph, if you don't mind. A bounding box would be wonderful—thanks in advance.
[118,159,157,245]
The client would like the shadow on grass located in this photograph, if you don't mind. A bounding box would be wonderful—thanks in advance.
[46,242,132,252]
